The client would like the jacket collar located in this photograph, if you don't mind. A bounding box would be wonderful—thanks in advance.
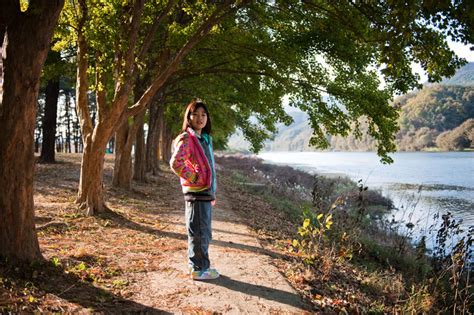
[187,127,201,139]
[187,127,211,145]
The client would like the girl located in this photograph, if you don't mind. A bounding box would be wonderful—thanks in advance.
[169,99,219,280]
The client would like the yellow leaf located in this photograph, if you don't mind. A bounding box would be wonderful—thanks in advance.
[303,218,310,228]
[325,214,333,223]
[317,213,324,221]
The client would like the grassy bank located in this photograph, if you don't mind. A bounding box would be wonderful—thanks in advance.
[216,153,473,313]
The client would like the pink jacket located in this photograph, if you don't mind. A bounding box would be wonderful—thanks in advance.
[169,128,213,194]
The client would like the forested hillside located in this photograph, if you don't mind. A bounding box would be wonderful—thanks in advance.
[396,84,474,151]
[249,63,474,152]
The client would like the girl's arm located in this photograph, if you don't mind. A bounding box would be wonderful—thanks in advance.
[169,134,198,183]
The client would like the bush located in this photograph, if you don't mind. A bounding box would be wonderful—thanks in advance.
[435,119,474,150]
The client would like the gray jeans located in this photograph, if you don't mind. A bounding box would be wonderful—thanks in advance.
[185,200,212,271]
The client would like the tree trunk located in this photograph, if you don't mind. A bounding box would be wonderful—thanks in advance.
[72,94,83,153]
[113,120,133,189]
[157,104,164,162]
[145,102,157,173]
[0,0,64,262]
[40,78,60,163]
[113,108,147,188]
[77,138,108,215]
[161,121,173,163]
[65,93,72,153]
[74,0,143,214]
[133,111,147,182]
[146,101,162,175]
[74,0,110,215]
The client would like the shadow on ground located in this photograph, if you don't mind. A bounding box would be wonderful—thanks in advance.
[0,259,170,313]
[213,275,307,310]
[99,208,291,260]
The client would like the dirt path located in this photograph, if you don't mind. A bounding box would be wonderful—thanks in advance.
[131,188,309,314]
[23,154,310,313]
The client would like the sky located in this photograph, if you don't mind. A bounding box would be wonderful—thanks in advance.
[448,40,474,61]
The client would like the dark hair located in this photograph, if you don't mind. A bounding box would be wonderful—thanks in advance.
[181,99,212,134]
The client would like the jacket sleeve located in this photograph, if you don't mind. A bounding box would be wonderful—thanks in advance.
[169,134,198,183]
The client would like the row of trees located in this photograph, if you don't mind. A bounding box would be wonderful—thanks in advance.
[1,0,473,262]
[436,118,474,150]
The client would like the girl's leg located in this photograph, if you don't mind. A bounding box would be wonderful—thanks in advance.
[185,200,212,271]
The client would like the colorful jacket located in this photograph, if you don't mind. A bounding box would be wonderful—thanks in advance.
[169,127,216,194]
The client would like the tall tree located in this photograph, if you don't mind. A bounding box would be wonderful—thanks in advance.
[145,96,164,174]
[256,1,471,162]
[133,111,147,181]
[113,75,149,188]
[40,78,60,161]
[0,0,64,261]
[40,50,62,163]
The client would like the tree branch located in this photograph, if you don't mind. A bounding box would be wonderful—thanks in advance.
[95,52,107,119]
[125,0,248,118]
[136,0,177,62]
[122,0,145,81]
[75,0,93,140]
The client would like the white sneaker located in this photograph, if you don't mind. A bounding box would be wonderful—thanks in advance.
[191,268,220,280]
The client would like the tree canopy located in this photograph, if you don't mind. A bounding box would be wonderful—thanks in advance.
[135,1,474,162]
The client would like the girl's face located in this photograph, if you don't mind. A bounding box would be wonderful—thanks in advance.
[189,106,207,134]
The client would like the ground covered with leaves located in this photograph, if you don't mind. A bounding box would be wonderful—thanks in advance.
[1,153,189,313]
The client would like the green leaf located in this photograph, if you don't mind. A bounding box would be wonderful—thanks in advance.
[77,262,86,271]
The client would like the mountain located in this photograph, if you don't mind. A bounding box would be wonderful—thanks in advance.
[439,62,474,86]
[227,62,474,152]
[265,111,312,151]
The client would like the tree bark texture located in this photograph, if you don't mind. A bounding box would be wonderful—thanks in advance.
[161,120,173,163]
[40,78,60,163]
[75,0,143,213]
[0,0,64,261]
[74,0,113,214]
[133,111,146,182]
[113,120,133,189]
[77,131,109,216]
[113,108,147,188]
[132,71,149,182]
[146,101,162,175]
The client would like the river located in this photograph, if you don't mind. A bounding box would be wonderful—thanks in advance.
[258,151,474,248]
